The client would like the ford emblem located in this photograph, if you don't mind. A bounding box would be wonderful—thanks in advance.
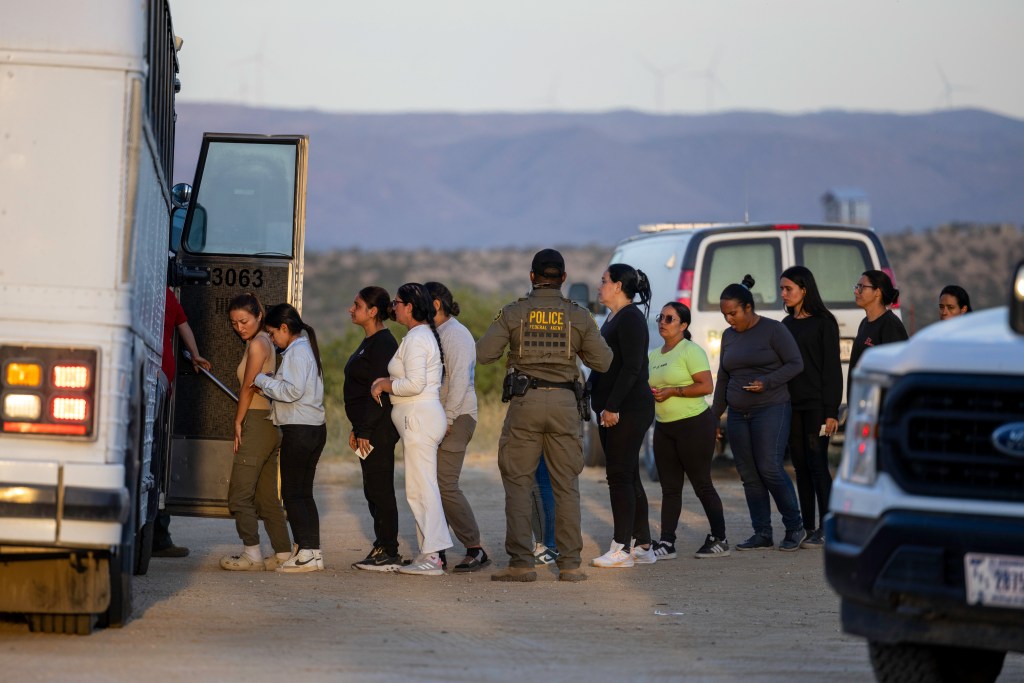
[992,423,1024,457]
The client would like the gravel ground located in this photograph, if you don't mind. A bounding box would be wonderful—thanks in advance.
[2,455,1021,682]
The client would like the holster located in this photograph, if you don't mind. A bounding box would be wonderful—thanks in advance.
[575,379,592,422]
[501,371,532,403]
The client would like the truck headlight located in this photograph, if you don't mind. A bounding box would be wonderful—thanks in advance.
[838,372,890,486]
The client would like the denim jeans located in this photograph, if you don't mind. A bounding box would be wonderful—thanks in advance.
[727,402,802,537]
[536,455,556,549]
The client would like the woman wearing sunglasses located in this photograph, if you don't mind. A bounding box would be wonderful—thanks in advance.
[648,302,728,559]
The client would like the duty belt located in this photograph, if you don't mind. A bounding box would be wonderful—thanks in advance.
[530,377,575,390]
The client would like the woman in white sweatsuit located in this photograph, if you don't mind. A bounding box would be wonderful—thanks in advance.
[371,282,452,575]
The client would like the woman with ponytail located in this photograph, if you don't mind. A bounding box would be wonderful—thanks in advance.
[850,270,908,403]
[345,286,405,571]
[648,301,727,559]
[371,283,453,576]
[253,303,327,572]
[588,263,658,568]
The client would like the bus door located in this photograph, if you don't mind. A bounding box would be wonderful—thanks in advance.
[166,133,308,517]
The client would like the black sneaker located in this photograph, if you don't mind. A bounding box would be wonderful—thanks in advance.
[694,534,730,558]
[352,546,404,572]
[779,529,803,552]
[736,533,774,551]
[438,549,448,570]
[652,540,677,560]
[800,528,824,549]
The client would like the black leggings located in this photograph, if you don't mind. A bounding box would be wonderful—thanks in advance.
[788,407,833,531]
[652,409,725,542]
[599,404,655,547]
[279,423,327,550]
[358,418,401,555]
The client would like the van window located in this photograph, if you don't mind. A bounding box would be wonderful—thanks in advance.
[700,238,782,311]
[795,237,872,309]
[183,142,296,257]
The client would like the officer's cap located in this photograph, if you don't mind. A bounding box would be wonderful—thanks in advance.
[531,248,565,278]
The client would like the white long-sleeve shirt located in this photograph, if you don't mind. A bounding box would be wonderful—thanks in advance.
[437,317,478,423]
[389,324,442,405]
[252,334,325,426]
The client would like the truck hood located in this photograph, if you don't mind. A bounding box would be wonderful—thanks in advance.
[857,307,1023,376]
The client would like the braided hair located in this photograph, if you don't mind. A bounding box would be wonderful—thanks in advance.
[263,303,323,376]
[607,263,653,316]
[396,282,445,379]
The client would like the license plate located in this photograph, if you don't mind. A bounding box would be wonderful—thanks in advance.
[839,338,854,362]
[965,553,1024,609]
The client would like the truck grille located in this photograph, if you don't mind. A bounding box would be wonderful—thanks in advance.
[880,374,1024,503]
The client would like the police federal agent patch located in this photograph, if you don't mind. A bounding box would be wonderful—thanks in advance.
[524,307,569,352]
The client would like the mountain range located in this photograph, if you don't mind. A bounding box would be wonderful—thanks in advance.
[172,104,1024,250]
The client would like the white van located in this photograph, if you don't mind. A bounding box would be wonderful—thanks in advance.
[574,222,899,475]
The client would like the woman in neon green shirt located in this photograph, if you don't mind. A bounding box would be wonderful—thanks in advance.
[648,302,729,559]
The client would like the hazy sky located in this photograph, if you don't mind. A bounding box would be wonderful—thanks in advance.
[169,0,1024,119]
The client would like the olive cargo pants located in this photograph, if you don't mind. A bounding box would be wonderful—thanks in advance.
[497,388,584,570]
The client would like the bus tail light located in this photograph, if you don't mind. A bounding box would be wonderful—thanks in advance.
[1,347,97,438]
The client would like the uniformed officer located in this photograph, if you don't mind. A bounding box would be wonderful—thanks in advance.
[477,249,612,582]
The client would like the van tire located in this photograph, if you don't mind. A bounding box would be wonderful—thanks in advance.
[868,641,1005,683]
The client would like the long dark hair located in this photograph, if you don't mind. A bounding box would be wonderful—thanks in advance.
[425,281,460,317]
[661,301,692,341]
[264,303,323,377]
[607,263,653,316]
[862,270,900,307]
[359,285,392,323]
[940,284,972,313]
[781,266,837,323]
[395,282,445,378]
[720,274,757,311]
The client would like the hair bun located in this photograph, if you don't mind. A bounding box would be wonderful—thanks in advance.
[741,274,756,289]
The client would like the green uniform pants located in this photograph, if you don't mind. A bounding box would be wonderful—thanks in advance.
[498,388,584,569]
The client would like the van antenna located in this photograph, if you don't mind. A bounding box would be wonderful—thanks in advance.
[743,170,749,223]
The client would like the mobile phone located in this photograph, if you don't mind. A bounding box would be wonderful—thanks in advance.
[819,424,828,437]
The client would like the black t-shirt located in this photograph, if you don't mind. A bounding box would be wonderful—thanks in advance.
[782,314,843,419]
[343,328,398,438]
[848,309,909,401]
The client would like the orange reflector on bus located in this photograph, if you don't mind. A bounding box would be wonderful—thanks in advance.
[3,421,88,436]
[52,397,88,421]
[6,363,42,387]
[3,393,42,420]
[53,364,90,389]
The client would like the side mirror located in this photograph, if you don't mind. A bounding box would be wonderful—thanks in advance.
[171,183,192,209]
[1011,260,1024,335]
[567,282,590,310]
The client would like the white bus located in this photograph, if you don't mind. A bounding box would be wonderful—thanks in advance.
[0,1,308,634]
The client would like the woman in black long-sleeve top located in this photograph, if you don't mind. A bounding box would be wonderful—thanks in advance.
[780,266,842,549]
[589,264,656,568]
[344,286,404,571]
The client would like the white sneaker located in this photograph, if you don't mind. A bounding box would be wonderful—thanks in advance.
[398,553,445,576]
[591,541,634,568]
[276,548,323,573]
[631,543,658,564]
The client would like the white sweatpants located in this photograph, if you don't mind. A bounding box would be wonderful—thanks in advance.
[391,400,453,555]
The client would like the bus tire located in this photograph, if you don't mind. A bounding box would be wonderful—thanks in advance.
[99,544,134,629]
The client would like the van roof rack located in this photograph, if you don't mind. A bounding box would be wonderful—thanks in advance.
[638,222,728,233]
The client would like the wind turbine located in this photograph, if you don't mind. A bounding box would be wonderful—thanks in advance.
[232,34,268,105]
[635,54,685,113]
[934,62,972,109]
[690,47,727,112]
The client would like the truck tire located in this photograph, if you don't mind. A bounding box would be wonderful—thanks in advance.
[27,613,96,636]
[868,641,1006,683]
[582,420,605,467]
[99,544,134,629]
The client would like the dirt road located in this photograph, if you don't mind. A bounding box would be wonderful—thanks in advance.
[2,456,1022,682]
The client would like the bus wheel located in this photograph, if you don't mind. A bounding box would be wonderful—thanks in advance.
[99,544,134,629]
[27,613,96,636]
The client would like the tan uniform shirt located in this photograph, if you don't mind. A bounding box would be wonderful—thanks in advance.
[476,286,612,380]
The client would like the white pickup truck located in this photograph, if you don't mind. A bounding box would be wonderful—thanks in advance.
[825,261,1024,683]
